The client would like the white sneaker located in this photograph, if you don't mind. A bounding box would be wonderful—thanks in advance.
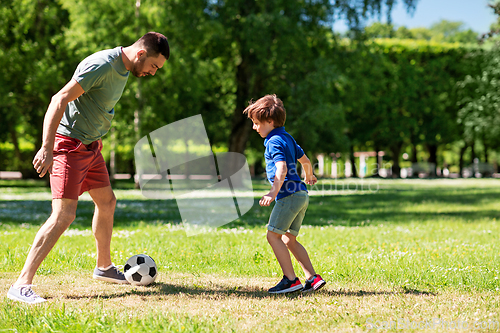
[7,285,47,304]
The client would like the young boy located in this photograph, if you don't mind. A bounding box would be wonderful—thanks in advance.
[243,94,326,294]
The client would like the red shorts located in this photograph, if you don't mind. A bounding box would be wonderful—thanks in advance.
[50,134,110,200]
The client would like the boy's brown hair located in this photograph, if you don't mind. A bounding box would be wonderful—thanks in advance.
[243,94,286,127]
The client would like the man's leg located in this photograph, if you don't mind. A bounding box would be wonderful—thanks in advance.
[88,186,127,284]
[88,185,116,269]
[14,198,78,287]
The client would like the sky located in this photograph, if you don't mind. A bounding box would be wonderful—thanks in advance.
[333,0,497,34]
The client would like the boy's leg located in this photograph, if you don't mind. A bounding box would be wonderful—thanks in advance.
[13,198,78,287]
[282,232,316,280]
[88,186,116,269]
[266,230,296,280]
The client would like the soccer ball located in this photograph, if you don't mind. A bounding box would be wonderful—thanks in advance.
[124,254,158,286]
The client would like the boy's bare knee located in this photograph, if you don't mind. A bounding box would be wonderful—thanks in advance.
[285,240,298,250]
[266,230,282,243]
[283,233,297,246]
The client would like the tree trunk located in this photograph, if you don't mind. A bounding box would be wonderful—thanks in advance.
[133,0,142,189]
[350,145,358,178]
[411,144,418,163]
[427,144,438,178]
[470,140,476,164]
[373,146,381,177]
[228,52,253,154]
[483,137,489,163]
[390,144,402,178]
[9,126,21,171]
[459,144,467,178]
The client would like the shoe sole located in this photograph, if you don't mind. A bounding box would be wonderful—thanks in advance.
[7,293,47,304]
[302,280,326,293]
[93,275,129,284]
[268,284,303,294]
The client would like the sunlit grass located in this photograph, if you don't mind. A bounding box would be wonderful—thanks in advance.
[1,178,500,332]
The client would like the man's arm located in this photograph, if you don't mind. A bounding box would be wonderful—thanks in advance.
[33,79,85,177]
[259,161,287,207]
[298,154,317,185]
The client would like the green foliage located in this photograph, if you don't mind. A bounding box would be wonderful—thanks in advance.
[0,179,500,333]
[203,0,347,154]
[336,38,479,174]
[429,20,479,44]
[363,20,480,45]
[457,47,500,148]
[454,1,500,162]
[1,0,495,178]
[0,0,71,175]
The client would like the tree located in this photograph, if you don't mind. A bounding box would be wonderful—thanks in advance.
[456,1,500,170]
[0,0,71,176]
[363,20,480,44]
[429,20,478,44]
[204,0,419,155]
[59,0,231,174]
[337,38,475,177]
[1,0,421,177]
[457,49,500,164]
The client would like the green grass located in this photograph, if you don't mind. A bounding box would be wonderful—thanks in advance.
[1,178,500,332]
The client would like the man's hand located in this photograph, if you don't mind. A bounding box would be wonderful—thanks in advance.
[33,147,53,178]
[32,79,84,179]
[259,193,276,206]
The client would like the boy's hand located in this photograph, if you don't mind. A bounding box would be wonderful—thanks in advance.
[305,174,317,185]
[259,193,275,206]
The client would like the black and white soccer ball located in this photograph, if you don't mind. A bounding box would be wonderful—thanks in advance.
[124,254,158,286]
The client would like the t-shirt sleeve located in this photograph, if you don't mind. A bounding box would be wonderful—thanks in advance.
[296,143,305,159]
[73,62,109,92]
[268,138,286,162]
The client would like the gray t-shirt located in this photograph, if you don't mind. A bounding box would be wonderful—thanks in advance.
[57,46,129,144]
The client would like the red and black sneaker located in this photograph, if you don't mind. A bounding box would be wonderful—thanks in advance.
[268,275,303,294]
[302,274,326,293]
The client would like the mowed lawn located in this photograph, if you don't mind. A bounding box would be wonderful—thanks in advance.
[0,178,499,332]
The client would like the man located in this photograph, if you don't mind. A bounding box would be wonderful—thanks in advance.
[7,32,169,304]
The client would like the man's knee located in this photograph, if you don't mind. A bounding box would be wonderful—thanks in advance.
[51,199,77,227]
[93,188,116,212]
[105,193,117,210]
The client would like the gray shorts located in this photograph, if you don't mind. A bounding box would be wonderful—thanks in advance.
[267,191,309,236]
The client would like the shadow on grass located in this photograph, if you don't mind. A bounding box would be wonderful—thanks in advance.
[60,282,435,301]
[1,185,499,228]
[328,288,436,297]
[302,187,500,226]
[63,282,274,300]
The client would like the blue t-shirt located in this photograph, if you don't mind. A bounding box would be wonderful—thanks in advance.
[57,47,130,144]
[264,127,308,200]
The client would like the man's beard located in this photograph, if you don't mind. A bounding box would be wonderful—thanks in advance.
[131,57,146,77]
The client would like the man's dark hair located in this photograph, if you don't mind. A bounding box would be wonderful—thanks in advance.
[136,32,170,60]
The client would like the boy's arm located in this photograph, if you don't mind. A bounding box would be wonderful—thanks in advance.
[298,154,317,185]
[260,161,287,207]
